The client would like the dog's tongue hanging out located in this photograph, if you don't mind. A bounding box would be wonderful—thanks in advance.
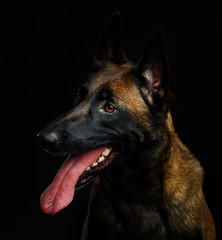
[40,146,106,215]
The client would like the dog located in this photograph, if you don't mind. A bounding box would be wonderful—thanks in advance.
[38,12,215,240]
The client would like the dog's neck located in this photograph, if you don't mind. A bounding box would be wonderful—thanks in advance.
[100,112,175,202]
[96,112,204,236]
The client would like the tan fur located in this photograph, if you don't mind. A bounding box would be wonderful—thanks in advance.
[107,75,151,128]
[202,198,216,240]
[82,64,216,239]
[88,63,131,94]
[88,63,152,129]
[162,113,215,238]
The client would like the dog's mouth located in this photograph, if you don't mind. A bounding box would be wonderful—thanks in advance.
[76,145,119,189]
[40,145,120,215]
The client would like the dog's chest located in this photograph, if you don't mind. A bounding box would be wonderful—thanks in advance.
[87,185,167,239]
[120,200,168,236]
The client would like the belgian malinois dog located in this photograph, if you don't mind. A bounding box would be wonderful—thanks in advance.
[38,12,215,240]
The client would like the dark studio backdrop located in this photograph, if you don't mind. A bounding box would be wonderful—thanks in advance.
[1,0,221,239]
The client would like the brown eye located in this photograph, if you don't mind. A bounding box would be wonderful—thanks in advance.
[104,103,116,113]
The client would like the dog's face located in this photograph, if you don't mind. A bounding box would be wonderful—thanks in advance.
[38,13,172,215]
[40,64,149,153]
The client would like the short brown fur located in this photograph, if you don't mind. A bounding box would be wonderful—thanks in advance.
[38,13,215,240]
[81,61,216,239]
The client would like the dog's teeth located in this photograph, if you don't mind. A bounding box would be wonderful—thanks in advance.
[102,147,112,157]
[91,162,98,167]
[88,147,112,169]
[98,156,105,163]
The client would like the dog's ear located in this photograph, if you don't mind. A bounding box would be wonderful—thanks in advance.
[93,12,126,70]
[137,32,173,109]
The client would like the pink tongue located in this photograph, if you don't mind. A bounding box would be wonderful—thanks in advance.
[40,146,106,215]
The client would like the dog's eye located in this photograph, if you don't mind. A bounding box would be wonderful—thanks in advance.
[104,103,116,113]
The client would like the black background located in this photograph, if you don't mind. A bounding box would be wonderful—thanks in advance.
[1,0,221,239]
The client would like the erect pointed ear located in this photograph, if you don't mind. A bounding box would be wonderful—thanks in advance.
[93,12,127,70]
[137,32,173,109]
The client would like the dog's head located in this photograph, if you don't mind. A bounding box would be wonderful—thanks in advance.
[38,12,173,215]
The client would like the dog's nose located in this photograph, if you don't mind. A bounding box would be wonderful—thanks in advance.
[37,130,59,152]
